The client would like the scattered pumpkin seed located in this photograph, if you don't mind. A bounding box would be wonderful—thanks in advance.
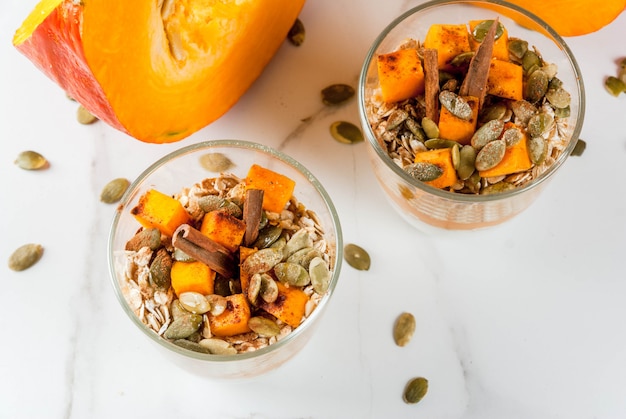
[528,136,548,165]
[472,20,504,42]
[321,83,355,106]
[8,243,43,271]
[248,316,280,337]
[403,377,429,404]
[421,116,440,138]
[393,312,416,347]
[164,314,202,339]
[344,243,370,271]
[14,150,48,170]
[100,177,130,203]
[475,139,506,171]
[330,121,364,144]
[571,139,587,156]
[457,145,477,180]
[439,91,472,120]
[199,152,234,172]
[405,162,444,182]
[470,119,504,149]
[199,338,237,355]
[604,76,626,97]
[76,105,98,125]
[287,18,305,46]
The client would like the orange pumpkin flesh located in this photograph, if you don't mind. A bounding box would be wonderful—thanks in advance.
[13,0,305,143]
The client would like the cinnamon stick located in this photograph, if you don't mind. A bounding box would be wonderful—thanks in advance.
[172,223,235,278]
[243,188,264,247]
[423,48,440,123]
[459,17,499,108]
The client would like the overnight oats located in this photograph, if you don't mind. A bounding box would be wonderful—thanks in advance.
[364,18,574,195]
[116,162,337,355]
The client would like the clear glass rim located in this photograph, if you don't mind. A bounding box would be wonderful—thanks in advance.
[358,0,586,203]
[107,139,344,362]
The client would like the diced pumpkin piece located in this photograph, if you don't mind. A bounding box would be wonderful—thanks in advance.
[260,282,308,328]
[170,260,215,297]
[468,20,510,61]
[438,96,480,145]
[376,48,425,103]
[207,293,252,337]
[414,148,458,189]
[200,210,246,253]
[245,164,296,213]
[423,24,471,70]
[239,246,258,295]
[486,59,524,100]
[479,129,533,178]
[130,189,191,237]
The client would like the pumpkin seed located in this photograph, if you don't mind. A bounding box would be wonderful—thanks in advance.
[287,247,322,269]
[287,18,305,46]
[424,138,460,149]
[403,377,429,404]
[421,117,440,138]
[217,199,242,218]
[438,91,472,120]
[321,83,355,106]
[149,248,172,290]
[178,292,211,314]
[205,294,228,316]
[545,87,571,108]
[457,145,476,180]
[170,300,189,320]
[274,262,310,287]
[344,243,370,271]
[242,247,284,275]
[247,273,263,304]
[8,243,44,271]
[199,338,237,355]
[125,228,161,252]
[259,273,279,303]
[528,136,548,165]
[508,39,528,60]
[451,144,460,169]
[386,109,409,130]
[571,139,586,157]
[470,119,504,149]
[524,69,549,103]
[100,178,130,203]
[510,100,537,125]
[502,126,523,147]
[522,50,541,74]
[14,150,48,170]
[76,105,98,124]
[605,76,626,97]
[554,106,570,118]
[283,229,314,259]
[405,118,426,142]
[527,113,554,137]
[450,51,474,67]
[248,316,281,337]
[172,339,211,354]
[472,20,504,42]
[252,225,283,249]
[330,121,364,144]
[164,314,202,339]
[404,162,443,182]
[479,103,507,123]
[481,181,516,195]
[475,139,506,171]
[393,312,416,347]
[172,248,194,262]
[309,256,331,294]
[199,152,234,172]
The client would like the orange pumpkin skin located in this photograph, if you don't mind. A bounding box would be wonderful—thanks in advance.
[13,0,306,143]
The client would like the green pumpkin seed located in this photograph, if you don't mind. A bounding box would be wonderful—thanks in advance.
[521,50,541,73]
[450,51,474,67]
[125,228,161,252]
[481,181,517,195]
[77,105,98,124]
[472,20,504,42]
[405,162,443,182]
[524,69,549,103]
[502,126,523,147]
[259,273,279,303]
[247,273,263,304]
[508,39,528,60]
[242,247,284,275]
[100,178,130,204]
[527,113,554,137]
[218,200,243,218]
[149,248,172,290]
[172,339,211,354]
[199,338,237,355]
[164,314,202,339]
[554,106,570,118]
[8,243,44,271]
[403,377,429,404]
[386,109,409,130]
[421,117,440,139]
[405,118,426,142]
[14,150,48,170]
[248,316,281,337]
[457,145,476,180]
[605,76,626,97]
[287,18,305,46]
[179,292,211,314]
[451,143,460,169]
[199,152,234,172]
[273,262,310,287]
[510,100,537,125]
[344,243,370,271]
[424,138,460,149]
[170,300,190,320]
[393,312,416,347]
[283,229,314,259]
[528,136,548,165]
[438,91,472,120]
[321,83,355,106]
[571,139,586,157]
[545,87,571,108]
[479,103,507,123]
[475,139,506,171]
[309,256,331,294]
[470,119,504,149]
[252,225,283,249]
[197,195,223,213]
[330,121,364,144]
[287,247,322,269]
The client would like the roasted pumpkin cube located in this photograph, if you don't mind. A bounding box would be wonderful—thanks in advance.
[486,59,524,100]
[438,96,480,145]
[200,210,246,253]
[376,48,425,103]
[170,260,215,297]
[414,148,458,189]
[130,189,191,237]
[245,164,296,213]
[208,293,252,337]
[423,24,471,70]
[260,281,308,328]
[468,20,510,61]
[479,126,533,177]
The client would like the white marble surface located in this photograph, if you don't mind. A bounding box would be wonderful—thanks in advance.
[2,0,626,418]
